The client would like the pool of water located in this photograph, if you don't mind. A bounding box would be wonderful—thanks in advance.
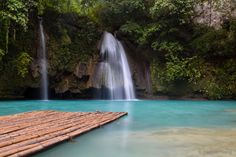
[0,100,236,157]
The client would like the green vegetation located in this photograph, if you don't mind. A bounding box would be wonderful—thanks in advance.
[0,0,235,99]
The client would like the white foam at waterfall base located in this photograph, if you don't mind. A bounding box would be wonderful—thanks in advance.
[39,20,49,100]
[95,32,136,100]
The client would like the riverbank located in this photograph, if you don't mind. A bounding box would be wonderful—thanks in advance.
[0,95,235,101]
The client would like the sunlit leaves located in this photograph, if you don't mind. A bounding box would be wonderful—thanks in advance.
[121,22,161,45]
[15,52,32,78]
[153,41,183,53]
[150,0,195,24]
[0,0,36,29]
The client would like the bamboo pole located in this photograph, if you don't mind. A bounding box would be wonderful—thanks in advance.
[0,111,127,157]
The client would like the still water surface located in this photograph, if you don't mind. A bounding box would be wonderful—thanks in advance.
[0,100,236,157]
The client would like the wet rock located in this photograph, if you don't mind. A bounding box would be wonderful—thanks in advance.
[53,58,97,98]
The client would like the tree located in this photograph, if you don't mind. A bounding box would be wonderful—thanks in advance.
[0,0,36,54]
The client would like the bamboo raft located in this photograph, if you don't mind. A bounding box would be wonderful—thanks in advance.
[0,110,127,157]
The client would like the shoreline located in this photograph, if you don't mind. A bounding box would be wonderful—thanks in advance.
[0,96,235,101]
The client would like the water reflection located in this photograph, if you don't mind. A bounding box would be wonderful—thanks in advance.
[1,100,236,157]
[106,100,134,154]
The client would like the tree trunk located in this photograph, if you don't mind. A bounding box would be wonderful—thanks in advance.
[5,19,10,54]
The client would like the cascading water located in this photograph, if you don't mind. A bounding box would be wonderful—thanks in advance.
[94,32,135,100]
[38,19,49,100]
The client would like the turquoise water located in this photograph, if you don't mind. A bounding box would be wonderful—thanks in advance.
[0,100,236,157]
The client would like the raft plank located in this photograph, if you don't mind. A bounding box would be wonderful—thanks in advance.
[0,111,127,157]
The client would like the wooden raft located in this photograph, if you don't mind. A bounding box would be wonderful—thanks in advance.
[0,110,127,157]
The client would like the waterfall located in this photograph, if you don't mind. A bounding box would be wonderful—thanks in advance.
[39,19,49,100]
[94,32,136,100]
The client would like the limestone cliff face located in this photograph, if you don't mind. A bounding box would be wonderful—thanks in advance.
[122,43,153,97]
[51,45,152,99]
[53,57,98,97]
[27,1,236,99]
[194,0,236,28]
[29,39,151,99]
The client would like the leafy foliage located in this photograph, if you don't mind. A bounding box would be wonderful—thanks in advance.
[192,20,236,57]
[0,0,35,29]
[0,0,37,55]
[15,52,32,78]
[0,0,236,99]
[150,0,195,24]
